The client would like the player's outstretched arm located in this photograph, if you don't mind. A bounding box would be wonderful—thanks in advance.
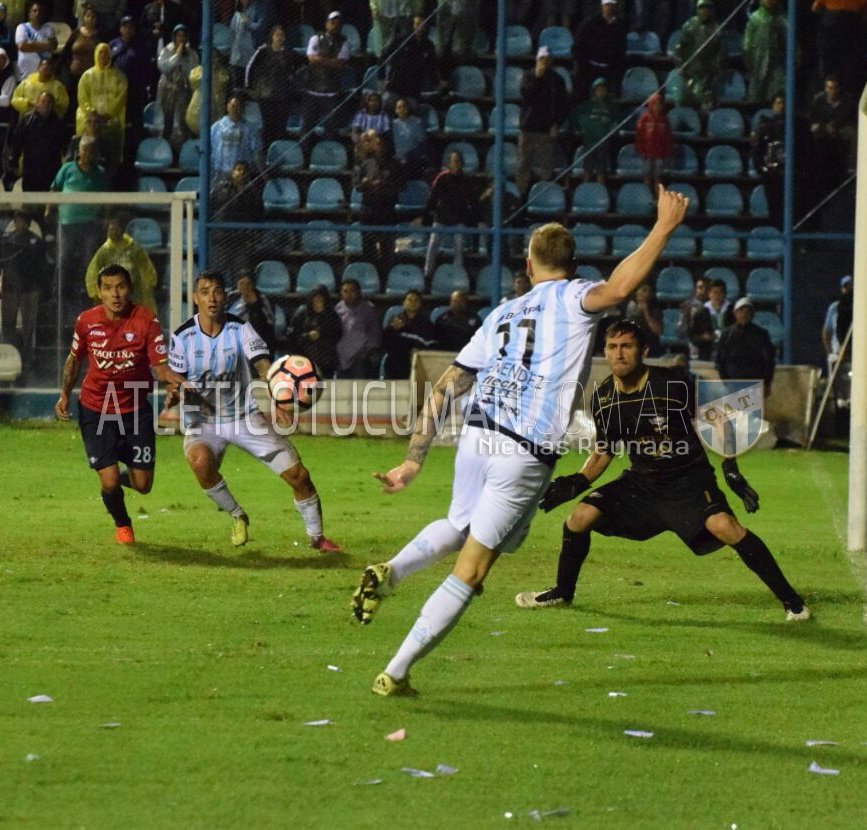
[584,184,690,313]
[374,363,475,493]
[54,354,81,421]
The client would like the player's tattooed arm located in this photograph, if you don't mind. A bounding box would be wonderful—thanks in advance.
[55,354,81,421]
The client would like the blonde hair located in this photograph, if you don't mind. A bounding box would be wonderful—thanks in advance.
[528,222,575,273]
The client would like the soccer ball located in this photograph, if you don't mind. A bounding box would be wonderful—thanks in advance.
[266,355,322,410]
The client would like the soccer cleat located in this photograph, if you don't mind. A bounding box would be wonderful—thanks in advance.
[115,526,135,545]
[311,535,342,553]
[514,587,571,609]
[372,671,418,697]
[785,605,812,621]
[352,563,393,624]
[231,513,249,547]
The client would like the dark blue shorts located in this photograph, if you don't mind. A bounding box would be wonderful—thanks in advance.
[78,401,156,471]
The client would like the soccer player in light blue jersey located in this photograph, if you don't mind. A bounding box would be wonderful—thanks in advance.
[353,186,690,696]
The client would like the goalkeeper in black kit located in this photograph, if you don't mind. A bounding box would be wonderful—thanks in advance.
[516,320,810,621]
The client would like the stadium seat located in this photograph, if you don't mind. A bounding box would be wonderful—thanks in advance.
[612,223,648,257]
[344,223,362,255]
[301,221,341,253]
[572,181,610,214]
[178,139,201,173]
[616,144,643,175]
[670,143,699,174]
[450,65,487,98]
[626,30,661,56]
[663,68,685,105]
[175,175,200,194]
[348,186,362,215]
[134,137,173,172]
[717,70,746,102]
[704,144,743,177]
[668,105,701,137]
[287,23,314,54]
[395,179,430,215]
[385,263,425,295]
[126,217,162,249]
[749,184,769,219]
[747,226,783,260]
[660,307,686,348]
[267,139,304,174]
[442,142,479,173]
[477,305,493,320]
[527,181,566,217]
[485,142,518,178]
[308,140,348,173]
[554,66,572,97]
[621,66,658,101]
[361,63,382,91]
[296,260,336,293]
[666,29,681,58]
[366,22,383,56]
[572,222,607,256]
[616,182,653,216]
[702,224,741,258]
[705,183,744,217]
[342,22,361,54]
[254,260,291,297]
[475,264,512,298]
[723,29,743,57]
[504,66,524,101]
[285,111,303,136]
[655,266,694,302]
[668,182,699,215]
[242,100,263,132]
[305,177,345,212]
[136,175,168,212]
[263,178,301,213]
[704,266,740,298]
[538,26,573,57]
[431,263,470,295]
[662,225,696,258]
[754,310,784,346]
[142,101,164,137]
[430,304,448,324]
[487,103,520,137]
[505,24,532,56]
[577,264,604,282]
[707,107,745,139]
[394,223,427,256]
[750,108,775,133]
[746,267,784,304]
[342,261,380,295]
[444,102,483,134]
[382,304,405,328]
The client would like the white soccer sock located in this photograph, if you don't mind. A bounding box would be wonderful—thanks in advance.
[384,574,475,681]
[294,493,323,538]
[204,479,245,518]
[389,519,466,587]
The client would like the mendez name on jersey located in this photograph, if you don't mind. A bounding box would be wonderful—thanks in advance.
[169,313,270,426]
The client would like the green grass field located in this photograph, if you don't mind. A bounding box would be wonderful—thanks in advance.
[1,423,865,829]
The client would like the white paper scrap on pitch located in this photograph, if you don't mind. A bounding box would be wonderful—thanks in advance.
[585,627,609,633]
[385,728,407,742]
[401,766,436,778]
[27,695,53,703]
[688,710,716,716]
[666,600,681,606]
[355,778,383,786]
[436,764,459,776]
[806,739,840,747]
[303,719,333,726]
[614,653,636,660]
[808,761,840,776]
[24,753,41,762]
[608,691,628,698]
[490,630,507,636]
[624,730,654,739]
[99,722,122,729]
[326,665,342,672]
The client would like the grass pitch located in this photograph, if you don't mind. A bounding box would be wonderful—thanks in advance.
[1,423,865,829]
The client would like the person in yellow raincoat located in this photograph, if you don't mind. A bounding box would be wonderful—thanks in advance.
[12,56,70,117]
[76,42,127,169]
[85,215,159,313]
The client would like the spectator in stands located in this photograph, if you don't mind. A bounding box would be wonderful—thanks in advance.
[382,15,441,116]
[56,1,101,124]
[12,56,70,117]
[750,91,786,226]
[391,96,428,176]
[210,158,264,281]
[675,0,726,112]
[381,288,437,378]
[625,283,663,356]
[210,93,262,181]
[635,92,672,193]
[336,277,382,379]
[742,0,787,105]
[421,149,477,284]
[572,0,628,100]
[351,90,391,146]
[185,58,231,140]
[229,0,264,94]
[677,275,715,360]
[76,42,128,170]
[435,0,479,69]
[156,22,199,152]
[821,273,852,376]
[812,0,867,95]
[140,0,186,96]
[716,297,776,397]
[808,74,856,184]
[15,1,56,81]
[0,209,49,373]
[434,289,480,352]
[111,15,150,169]
[517,45,568,196]
[303,10,350,143]
[82,0,127,38]
[226,270,278,354]
[704,277,735,339]
[477,176,522,257]
[84,214,159,312]
[246,23,299,148]
[65,109,115,177]
[8,90,68,190]
[504,272,531,301]
[566,76,618,185]
[370,0,414,54]
[0,47,18,144]
[290,284,343,379]
[353,128,399,275]
[0,4,16,64]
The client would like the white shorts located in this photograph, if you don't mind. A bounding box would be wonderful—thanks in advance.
[447,428,553,553]
[182,412,301,475]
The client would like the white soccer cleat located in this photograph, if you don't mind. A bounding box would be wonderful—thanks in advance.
[514,587,571,609]
[785,605,812,622]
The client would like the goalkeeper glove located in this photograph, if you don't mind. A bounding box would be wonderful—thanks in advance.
[721,458,759,513]
[539,472,590,512]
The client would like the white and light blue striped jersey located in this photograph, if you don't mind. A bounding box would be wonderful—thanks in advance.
[169,313,270,425]
[455,278,600,455]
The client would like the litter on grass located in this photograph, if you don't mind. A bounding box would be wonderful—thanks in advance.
[436,764,459,776]
[326,665,342,672]
[808,761,840,776]
[687,710,717,716]
[585,627,609,633]
[99,722,122,728]
[624,730,654,739]
[490,631,507,636]
[666,601,682,606]
[528,807,571,821]
[805,740,840,747]
[24,753,40,762]
[385,728,407,742]
[303,719,334,726]
[608,691,628,698]
[401,767,436,778]
[614,653,636,660]
[553,679,568,686]
[27,695,53,703]
[355,778,384,786]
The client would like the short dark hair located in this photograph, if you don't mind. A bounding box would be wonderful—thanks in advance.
[341,278,361,291]
[97,263,132,289]
[604,319,648,350]
[709,278,727,292]
[196,270,226,290]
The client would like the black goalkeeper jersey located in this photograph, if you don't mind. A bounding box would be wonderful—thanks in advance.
[591,366,713,483]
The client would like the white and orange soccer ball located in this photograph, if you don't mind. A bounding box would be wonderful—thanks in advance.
[266,355,322,410]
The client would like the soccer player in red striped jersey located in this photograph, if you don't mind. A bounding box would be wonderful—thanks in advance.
[55,264,185,544]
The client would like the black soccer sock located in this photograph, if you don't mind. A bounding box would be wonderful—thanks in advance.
[119,468,131,489]
[101,487,131,528]
[556,523,591,602]
[733,530,804,611]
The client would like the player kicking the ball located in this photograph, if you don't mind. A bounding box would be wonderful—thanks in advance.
[55,264,185,544]
[167,270,340,551]
[515,319,810,621]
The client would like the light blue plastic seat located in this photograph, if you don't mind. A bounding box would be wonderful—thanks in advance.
[655,266,694,302]
[212,21,231,54]
[705,183,744,217]
[385,263,425,295]
[754,310,784,345]
[668,105,701,137]
[621,66,658,101]
[430,304,448,324]
[612,224,648,257]
[382,304,405,328]
[309,140,348,174]
[302,221,341,253]
[572,182,610,215]
[485,142,518,178]
[267,139,304,174]
[305,177,345,212]
[126,217,162,249]
[704,266,740,298]
[136,175,168,212]
[668,182,700,215]
[538,25,573,57]
[444,102,483,134]
[450,65,487,98]
[746,267,784,304]
[707,107,745,139]
[505,24,532,56]
[704,144,743,177]
[572,222,607,256]
[263,178,301,213]
[242,100,263,133]
[288,23,314,54]
[616,182,653,216]
[671,143,699,174]
[342,22,361,54]
[342,261,381,295]
[431,263,470,295]
[750,108,775,133]
[296,260,336,293]
[504,65,524,100]
[663,225,696,258]
[475,264,512,298]
[142,101,164,137]
[702,224,741,259]
[616,144,644,175]
[747,226,783,260]
[717,70,746,102]
[663,68,684,104]
[576,264,603,282]
[666,29,681,58]
[487,103,520,137]
[749,185,769,219]
[626,30,661,56]
[527,182,566,217]
[178,138,200,173]
[254,260,291,297]
[660,307,686,348]
[395,179,430,215]
[134,137,173,172]
[174,175,199,194]
[442,141,478,173]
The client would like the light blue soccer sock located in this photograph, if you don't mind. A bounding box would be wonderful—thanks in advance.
[384,574,475,681]
[389,519,466,587]
[204,478,246,518]
[294,493,323,538]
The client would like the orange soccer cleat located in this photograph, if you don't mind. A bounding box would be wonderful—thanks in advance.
[115,526,136,545]
[311,535,342,553]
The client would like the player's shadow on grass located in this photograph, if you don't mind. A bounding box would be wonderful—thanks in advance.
[133,542,351,570]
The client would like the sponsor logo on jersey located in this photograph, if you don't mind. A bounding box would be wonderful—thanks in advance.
[125,332,135,342]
